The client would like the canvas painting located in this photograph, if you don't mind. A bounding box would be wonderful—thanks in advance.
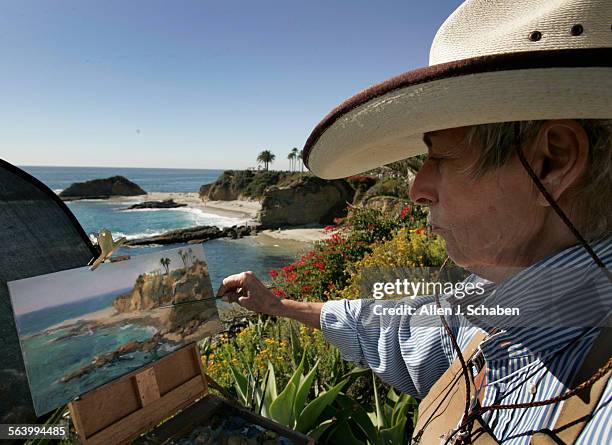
[8,245,222,415]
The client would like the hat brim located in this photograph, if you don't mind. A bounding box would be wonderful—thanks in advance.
[303,48,612,179]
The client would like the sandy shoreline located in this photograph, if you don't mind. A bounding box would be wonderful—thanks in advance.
[108,192,331,243]
[44,305,171,332]
[109,192,261,220]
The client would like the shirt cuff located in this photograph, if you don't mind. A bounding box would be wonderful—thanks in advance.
[320,299,366,366]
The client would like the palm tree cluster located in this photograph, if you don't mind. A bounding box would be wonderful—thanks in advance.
[257,148,305,172]
[287,147,304,172]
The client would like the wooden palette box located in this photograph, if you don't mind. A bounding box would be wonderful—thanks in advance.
[69,344,314,445]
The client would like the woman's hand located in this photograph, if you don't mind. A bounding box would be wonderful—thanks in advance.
[217,271,324,329]
[217,271,283,316]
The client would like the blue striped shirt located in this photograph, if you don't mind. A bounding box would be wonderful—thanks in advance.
[320,237,612,444]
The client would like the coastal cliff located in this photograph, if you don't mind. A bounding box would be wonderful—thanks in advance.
[200,170,293,201]
[258,175,354,228]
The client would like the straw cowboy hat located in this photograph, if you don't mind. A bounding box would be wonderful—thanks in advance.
[303,0,612,179]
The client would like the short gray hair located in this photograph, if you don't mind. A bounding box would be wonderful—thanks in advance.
[465,119,612,241]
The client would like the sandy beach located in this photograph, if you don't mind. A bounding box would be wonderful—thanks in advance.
[109,192,261,220]
[109,192,331,243]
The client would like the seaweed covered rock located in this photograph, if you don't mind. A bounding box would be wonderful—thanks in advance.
[59,176,146,200]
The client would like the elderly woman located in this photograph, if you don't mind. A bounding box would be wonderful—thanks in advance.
[219,0,611,443]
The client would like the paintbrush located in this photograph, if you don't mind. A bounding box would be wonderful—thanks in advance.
[157,284,272,309]
[157,296,224,308]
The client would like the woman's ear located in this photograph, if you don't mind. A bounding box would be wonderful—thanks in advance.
[531,120,589,206]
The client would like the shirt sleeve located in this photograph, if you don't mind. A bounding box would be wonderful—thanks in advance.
[320,295,479,398]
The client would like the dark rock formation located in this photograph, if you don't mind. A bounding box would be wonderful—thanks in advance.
[59,176,146,200]
[124,224,252,246]
[258,176,354,228]
[123,199,187,210]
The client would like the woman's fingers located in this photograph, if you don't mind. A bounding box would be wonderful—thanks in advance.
[217,271,254,297]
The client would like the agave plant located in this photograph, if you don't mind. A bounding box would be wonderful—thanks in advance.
[313,370,419,445]
[229,352,347,435]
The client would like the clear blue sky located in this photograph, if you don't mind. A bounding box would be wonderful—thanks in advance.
[0,0,463,170]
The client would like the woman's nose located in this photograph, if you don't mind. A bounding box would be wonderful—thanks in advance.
[409,160,438,206]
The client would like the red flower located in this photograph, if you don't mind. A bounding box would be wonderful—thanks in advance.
[272,287,285,297]
[301,284,313,292]
[415,228,426,235]
[324,225,336,232]
[269,269,278,278]
[400,206,411,219]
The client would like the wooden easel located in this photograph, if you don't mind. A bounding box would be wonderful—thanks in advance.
[68,344,206,444]
[68,344,314,444]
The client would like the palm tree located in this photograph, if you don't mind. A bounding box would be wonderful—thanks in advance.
[290,147,299,172]
[298,149,304,172]
[160,257,171,275]
[257,150,275,171]
[287,151,296,172]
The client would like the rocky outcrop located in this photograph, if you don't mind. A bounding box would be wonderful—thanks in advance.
[201,170,292,201]
[362,196,411,216]
[112,259,215,315]
[123,199,187,210]
[199,183,213,199]
[124,225,252,246]
[258,176,354,228]
[59,176,146,200]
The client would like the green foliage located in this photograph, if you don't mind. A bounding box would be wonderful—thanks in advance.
[268,206,430,302]
[210,169,306,199]
[243,171,284,198]
[363,177,411,201]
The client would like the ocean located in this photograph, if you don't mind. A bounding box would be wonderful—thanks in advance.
[18,166,307,291]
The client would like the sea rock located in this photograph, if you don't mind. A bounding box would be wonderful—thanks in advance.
[59,176,146,200]
[258,175,354,228]
[125,225,252,246]
[123,199,187,210]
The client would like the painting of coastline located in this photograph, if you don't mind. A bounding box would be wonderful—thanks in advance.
[8,245,222,416]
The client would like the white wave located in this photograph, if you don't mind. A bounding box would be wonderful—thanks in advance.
[144,326,158,335]
[114,230,166,240]
[119,324,133,330]
[120,207,245,227]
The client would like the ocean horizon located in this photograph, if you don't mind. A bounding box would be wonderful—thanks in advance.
[19,165,225,194]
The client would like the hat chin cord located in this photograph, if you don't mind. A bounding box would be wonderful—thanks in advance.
[413,128,612,444]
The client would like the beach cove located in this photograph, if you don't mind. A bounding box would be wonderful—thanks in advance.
[19,166,329,292]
